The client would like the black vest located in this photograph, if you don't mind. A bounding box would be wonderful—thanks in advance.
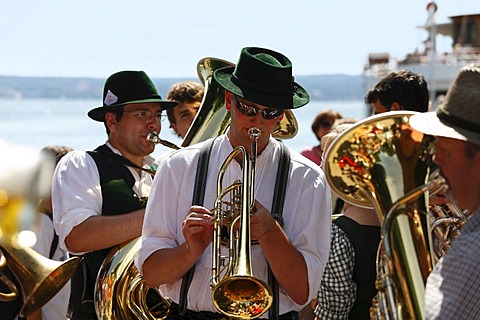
[333,216,381,320]
[70,144,145,317]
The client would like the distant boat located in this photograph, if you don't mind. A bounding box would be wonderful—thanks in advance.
[363,2,480,109]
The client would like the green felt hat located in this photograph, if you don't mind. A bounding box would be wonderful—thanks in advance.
[213,47,309,109]
[88,70,178,122]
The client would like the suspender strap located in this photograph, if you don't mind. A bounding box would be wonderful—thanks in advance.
[178,139,215,316]
[269,142,291,320]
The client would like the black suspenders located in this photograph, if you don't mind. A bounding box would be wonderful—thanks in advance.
[268,142,290,320]
[179,140,290,319]
[178,138,215,316]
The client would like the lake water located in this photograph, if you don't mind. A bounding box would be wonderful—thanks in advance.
[0,98,368,158]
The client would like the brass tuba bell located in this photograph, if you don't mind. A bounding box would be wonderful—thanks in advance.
[323,111,435,319]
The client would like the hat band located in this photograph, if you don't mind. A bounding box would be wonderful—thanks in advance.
[437,108,480,133]
[231,74,292,95]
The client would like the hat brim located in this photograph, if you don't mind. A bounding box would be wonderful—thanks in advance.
[410,111,480,145]
[214,66,309,109]
[88,99,178,122]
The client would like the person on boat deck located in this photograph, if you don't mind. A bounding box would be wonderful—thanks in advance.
[51,70,178,320]
[364,69,429,115]
[410,64,480,320]
[166,80,204,139]
[135,46,332,320]
[300,109,343,166]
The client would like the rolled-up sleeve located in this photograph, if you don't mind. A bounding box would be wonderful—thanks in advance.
[52,151,102,254]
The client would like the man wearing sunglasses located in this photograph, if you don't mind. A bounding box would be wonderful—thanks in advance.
[137,47,332,320]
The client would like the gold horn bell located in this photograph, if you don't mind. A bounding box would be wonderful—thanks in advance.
[0,146,81,318]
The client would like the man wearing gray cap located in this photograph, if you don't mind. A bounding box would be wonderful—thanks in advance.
[409,64,480,319]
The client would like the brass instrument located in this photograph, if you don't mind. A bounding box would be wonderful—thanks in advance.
[0,146,81,317]
[323,111,436,319]
[427,169,471,261]
[210,127,273,319]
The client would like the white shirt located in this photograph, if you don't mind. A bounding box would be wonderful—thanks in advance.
[52,142,155,254]
[136,135,332,316]
[30,214,71,320]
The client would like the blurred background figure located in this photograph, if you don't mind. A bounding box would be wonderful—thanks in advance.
[300,109,343,166]
[27,145,74,320]
[364,69,429,115]
[166,81,204,139]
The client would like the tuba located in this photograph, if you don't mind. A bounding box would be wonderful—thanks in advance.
[210,127,273,319]
[0,145,82,317]
[323,111,437,319]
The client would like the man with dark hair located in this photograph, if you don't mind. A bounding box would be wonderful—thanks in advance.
[52,70,177,320]
[365,70,429,114]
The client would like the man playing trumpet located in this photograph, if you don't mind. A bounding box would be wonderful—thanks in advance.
[136,47,331,319]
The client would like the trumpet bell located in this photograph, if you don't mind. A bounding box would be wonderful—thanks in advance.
[1,242,82,317]
[212,275,273,319]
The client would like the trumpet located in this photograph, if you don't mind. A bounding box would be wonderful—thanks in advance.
[210,127,273,319]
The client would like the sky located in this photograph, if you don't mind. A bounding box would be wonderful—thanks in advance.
[1,0,479,79]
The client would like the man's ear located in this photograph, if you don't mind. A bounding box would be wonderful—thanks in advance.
[225,91,232,111]
[105,112,117,131]
[171,123,181,137]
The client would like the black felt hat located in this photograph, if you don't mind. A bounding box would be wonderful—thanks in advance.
[213,47,309,109]
[88,70,178,122]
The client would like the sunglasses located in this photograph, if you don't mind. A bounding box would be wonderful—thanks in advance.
[233,96,284,120]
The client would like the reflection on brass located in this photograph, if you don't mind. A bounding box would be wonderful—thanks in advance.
[94,237,170,319]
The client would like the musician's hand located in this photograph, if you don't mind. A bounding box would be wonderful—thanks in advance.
[250,200,277,242]
[182,206,214,258]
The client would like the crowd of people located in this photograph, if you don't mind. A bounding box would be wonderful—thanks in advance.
[1,46,479,320]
